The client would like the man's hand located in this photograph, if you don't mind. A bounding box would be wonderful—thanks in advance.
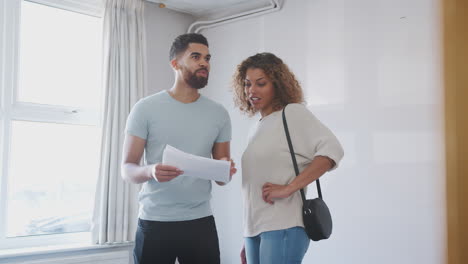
[226,158,237,178]
[261,182,293,204]
[216,157,237,186]
[151,163,183,182]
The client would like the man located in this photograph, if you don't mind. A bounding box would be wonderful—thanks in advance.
[121,33,236,264]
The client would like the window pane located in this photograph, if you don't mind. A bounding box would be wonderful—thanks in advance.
[6,121,100,237]
[18,1,102,108]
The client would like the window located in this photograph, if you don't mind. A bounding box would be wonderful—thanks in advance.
[0,0,103,249]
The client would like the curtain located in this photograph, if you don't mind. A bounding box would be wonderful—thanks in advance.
[92,0,146,244]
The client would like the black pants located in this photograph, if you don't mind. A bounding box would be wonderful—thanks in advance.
[134,215,220,264]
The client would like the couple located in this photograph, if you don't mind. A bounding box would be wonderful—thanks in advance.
[122,33,344,264]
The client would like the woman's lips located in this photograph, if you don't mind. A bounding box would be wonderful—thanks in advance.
[249,97,261,105]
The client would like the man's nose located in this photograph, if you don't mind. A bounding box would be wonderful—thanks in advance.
[199,60,207,67]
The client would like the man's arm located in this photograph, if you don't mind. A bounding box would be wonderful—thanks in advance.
[121,135,152,184]
[212,141,236,186]
[121,134,182,184]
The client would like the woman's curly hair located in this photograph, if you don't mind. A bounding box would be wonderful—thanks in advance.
[232,52,304,116]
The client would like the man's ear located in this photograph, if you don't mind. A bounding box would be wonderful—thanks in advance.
[170,58,179,70]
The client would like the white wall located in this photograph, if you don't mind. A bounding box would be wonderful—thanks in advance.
[203,0,445,263]
[144,2,194,95]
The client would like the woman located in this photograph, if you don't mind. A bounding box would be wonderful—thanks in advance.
[233,53,344,264]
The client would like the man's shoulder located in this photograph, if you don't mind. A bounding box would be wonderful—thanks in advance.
[139,90,168,104]
[133,90,170,110]
[199,95,228,113]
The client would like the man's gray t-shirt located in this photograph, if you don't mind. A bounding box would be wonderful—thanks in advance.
[125,90,231,221]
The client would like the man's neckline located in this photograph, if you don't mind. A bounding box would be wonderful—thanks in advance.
[166,90,201,104]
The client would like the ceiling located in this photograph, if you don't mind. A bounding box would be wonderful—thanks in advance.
[146,0,274,19]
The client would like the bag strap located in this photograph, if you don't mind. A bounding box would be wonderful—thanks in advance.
[282,105,323,201]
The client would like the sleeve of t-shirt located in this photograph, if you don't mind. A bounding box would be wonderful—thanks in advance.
[215,107,232,143]
[125,99,148,140]
[285,103,344,170]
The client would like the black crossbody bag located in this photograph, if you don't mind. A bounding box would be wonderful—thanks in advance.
[282,106,333,241]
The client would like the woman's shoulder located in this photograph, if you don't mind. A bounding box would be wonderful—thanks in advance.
[284,103,311,116]
[284,103,324,127]
[286,103,306,110]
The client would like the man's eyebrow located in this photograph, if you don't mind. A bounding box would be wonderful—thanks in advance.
[190,52,211,59]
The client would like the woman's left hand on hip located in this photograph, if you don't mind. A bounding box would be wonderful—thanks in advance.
[262,182,292,204]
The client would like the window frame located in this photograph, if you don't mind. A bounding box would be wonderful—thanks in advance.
[0,0,104,250]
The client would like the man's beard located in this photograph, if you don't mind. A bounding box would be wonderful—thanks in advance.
[183,67,209,89]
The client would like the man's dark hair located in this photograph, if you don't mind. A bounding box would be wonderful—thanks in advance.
[169,33,209,60]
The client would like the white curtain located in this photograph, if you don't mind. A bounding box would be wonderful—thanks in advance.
[92,0,146,244]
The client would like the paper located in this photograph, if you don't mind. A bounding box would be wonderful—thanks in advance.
[162,145,231,183]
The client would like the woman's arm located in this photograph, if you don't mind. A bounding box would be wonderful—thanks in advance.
[261,155,334,204]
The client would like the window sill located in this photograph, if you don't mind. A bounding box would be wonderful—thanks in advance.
[0,241,133,259]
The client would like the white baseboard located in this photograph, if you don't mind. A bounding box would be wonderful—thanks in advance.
[0,246,132,264]
[19,250,129,264]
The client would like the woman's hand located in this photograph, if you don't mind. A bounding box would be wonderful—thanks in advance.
[262,182,293,204]
[240,243,247,264]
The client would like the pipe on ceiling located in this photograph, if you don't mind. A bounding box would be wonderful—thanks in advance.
[187,0,281,33]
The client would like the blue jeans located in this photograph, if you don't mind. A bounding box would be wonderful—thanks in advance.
[245,227,310,264]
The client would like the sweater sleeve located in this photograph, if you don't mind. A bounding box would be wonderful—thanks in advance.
[285,103,344,170]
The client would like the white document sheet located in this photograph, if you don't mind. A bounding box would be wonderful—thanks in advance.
[162,145,231,183]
